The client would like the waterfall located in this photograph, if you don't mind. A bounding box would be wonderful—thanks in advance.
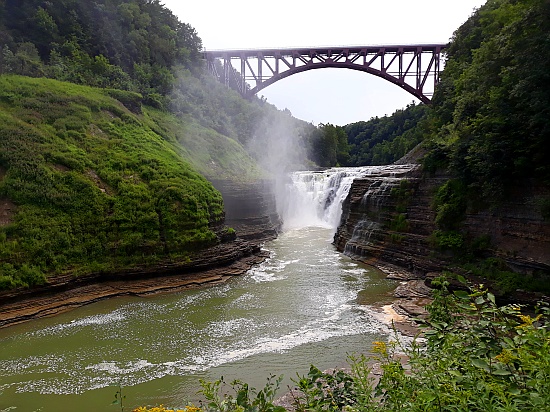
[277,167,366,231]
[276,163,419,234]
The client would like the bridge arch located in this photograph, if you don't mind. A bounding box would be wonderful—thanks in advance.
[204,45,447,104]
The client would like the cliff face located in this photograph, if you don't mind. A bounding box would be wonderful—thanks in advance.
[334,168,550,281]
[210,179,281,242]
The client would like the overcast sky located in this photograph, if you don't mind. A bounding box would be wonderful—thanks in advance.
[162,0,486,126]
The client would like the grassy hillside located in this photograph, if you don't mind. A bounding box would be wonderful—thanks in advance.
[0,75,261,290]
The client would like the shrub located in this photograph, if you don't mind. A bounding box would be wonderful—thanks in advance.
[433,179,467,231]
[199,375,285,412]
[430,229,464,250]
[388,213,409,232]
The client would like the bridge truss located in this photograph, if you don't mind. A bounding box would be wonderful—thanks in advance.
[205,44,447,103]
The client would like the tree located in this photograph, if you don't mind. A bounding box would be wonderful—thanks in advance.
[429,0,550,199]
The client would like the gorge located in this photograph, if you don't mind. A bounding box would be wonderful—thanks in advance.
[1,0,550,409]
[2,158,549,329]
[0,165,406,412]
[1,161,549,411]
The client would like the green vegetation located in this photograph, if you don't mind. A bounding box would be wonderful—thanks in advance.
[0,0,318,290]
[0,0,317,169]
[385,180,414,244]
[432,179,468,231]
[308,123,350,167]
[427,0,550,199]
[462,258,550,295]
[408,0,550,289]
[390,180,414,214]
[345,103,429,166]
[304,103,429,168]
[429,230,465,251]
[0,76,226,289]
[0,0,202,98]
[190,279,550,411]
[199,375,285,412]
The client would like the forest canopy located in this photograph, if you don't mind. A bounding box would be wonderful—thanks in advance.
[425,0,550,198]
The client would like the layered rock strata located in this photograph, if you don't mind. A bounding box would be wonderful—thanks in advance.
[0,180,281,328]
[210,179,281,241]
[334,168,550,289]
[0,240,270,328]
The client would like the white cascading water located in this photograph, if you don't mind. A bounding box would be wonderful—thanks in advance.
[277,167,365,231]
[277,164,419,232]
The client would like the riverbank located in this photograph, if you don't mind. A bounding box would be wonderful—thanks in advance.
[359,259,433,337]
[0,244,432,331]
[0,240,270,328]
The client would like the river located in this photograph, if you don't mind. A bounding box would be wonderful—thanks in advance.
[0,167,403,412]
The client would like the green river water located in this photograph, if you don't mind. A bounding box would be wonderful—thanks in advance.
[0,226,398,412]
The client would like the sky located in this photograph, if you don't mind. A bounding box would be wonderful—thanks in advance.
[162,0,487,126]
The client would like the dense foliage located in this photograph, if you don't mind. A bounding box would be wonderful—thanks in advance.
[304,103,429,168]
[426,0,550,199]
[0,76,228,289]
[308,123,349,167]
[0,0,202,98]
[344,103,429,166]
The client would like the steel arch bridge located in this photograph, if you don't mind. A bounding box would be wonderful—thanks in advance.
[204,44,447,104]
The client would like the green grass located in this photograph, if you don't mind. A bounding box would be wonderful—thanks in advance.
[143,108,263,182]
[0,75,240,289]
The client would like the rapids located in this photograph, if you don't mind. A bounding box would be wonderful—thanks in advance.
[0,166,405,412]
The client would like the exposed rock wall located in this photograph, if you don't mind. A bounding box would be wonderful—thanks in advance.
[334,168,550,279]
[0,242,269,328]
[210,179,281,242]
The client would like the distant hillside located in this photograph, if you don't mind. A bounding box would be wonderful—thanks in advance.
[344,102,429,166]
[0,0,317,168]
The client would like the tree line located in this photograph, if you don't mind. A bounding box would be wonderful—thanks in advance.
[0,0,202,100]
[313,0,549,210]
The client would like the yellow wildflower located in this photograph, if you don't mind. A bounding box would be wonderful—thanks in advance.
[132,405,201,412]
[372,341,388,357]
[494,349,515,365]
[517,314,542,329]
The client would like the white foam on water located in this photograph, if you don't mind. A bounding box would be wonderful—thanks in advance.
[30,311,126,338]
[342,268,367,276]
[248,252,300,283]
[204,318,257,338]
[2,293,388,396]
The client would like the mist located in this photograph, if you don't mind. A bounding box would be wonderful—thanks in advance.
[246,108,314,230]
